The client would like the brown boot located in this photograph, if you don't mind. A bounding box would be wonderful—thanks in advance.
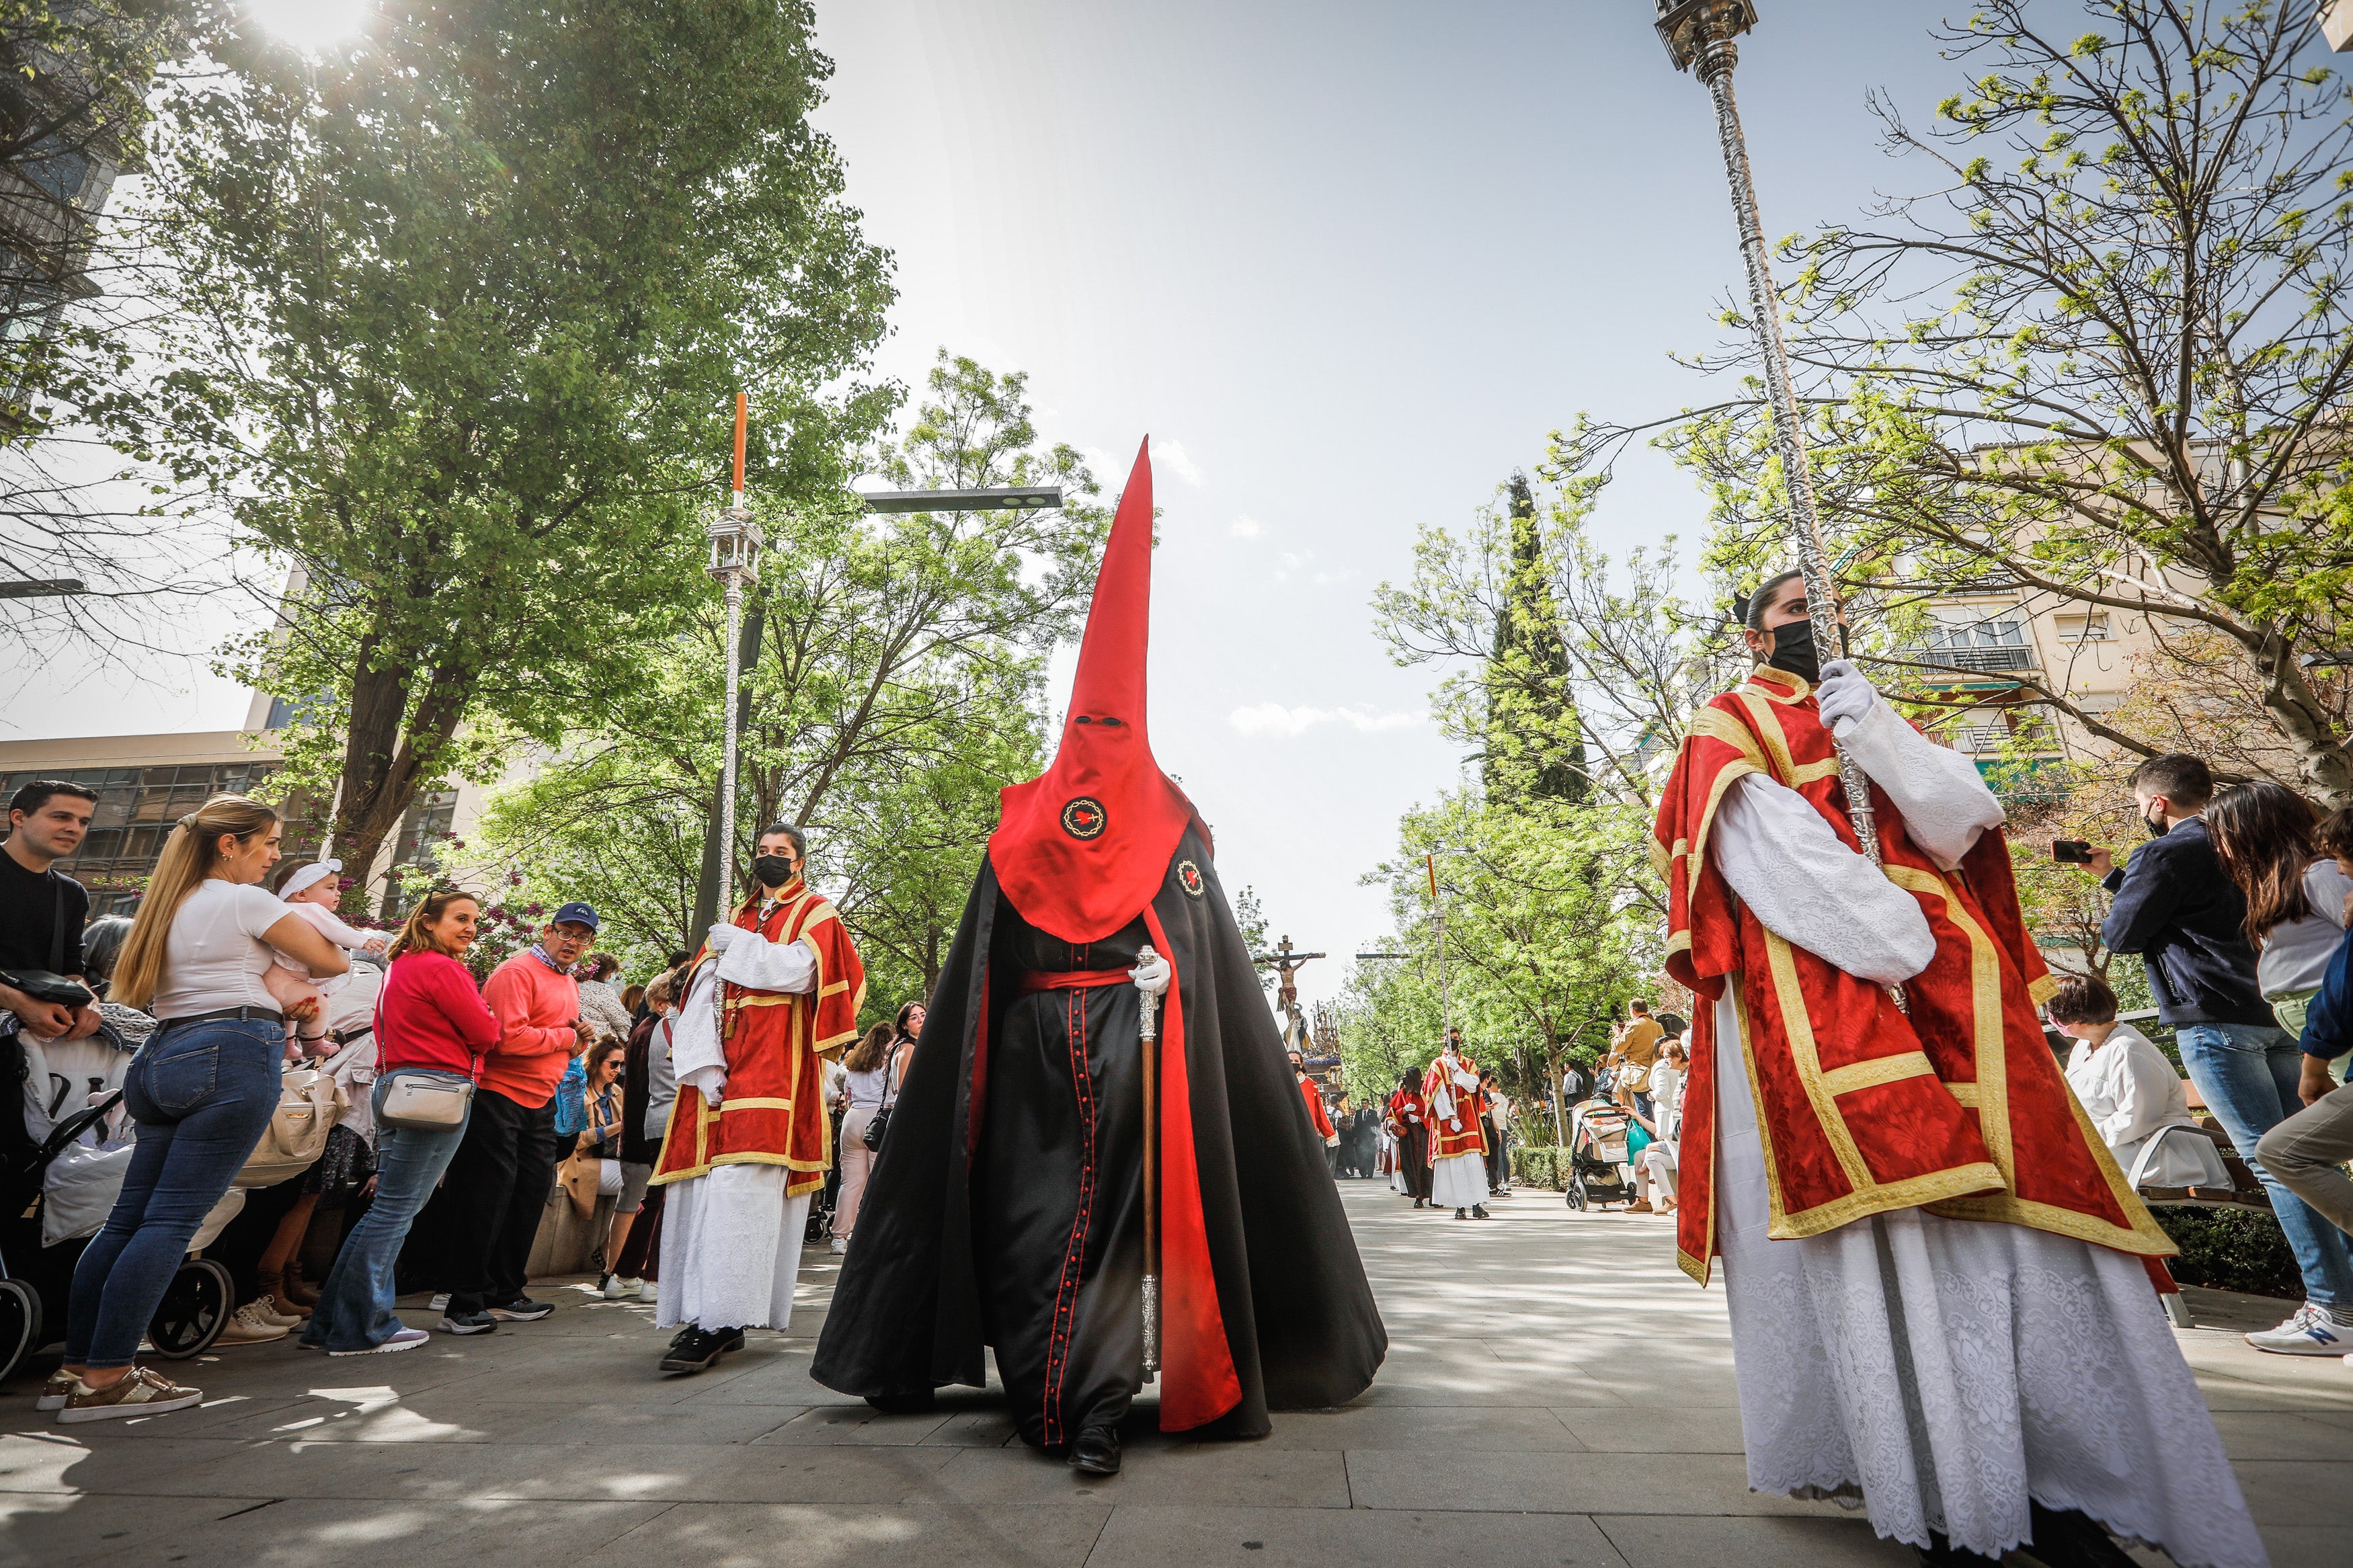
[282,1267,320,1307]
[259,1270,313,1319]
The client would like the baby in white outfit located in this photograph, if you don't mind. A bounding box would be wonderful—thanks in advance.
[262,861,389,1046]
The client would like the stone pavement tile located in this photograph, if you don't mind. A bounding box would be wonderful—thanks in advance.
[1,1491,668,1568]
[1080,1503,1632,1567]
[0,1433,235,1494]
[197,1395,805,1446]
[2184,1372,2353,1415]
[1556,1404,1747,1454]
[751,1404,956,1446]
[1555,1368,1750,1409]
[1344,1448,1849,1516]
[929,1442,1351,1508]
[2223,1458,2353,1528]
[2206,1410,2353,1462]
[2252,1524,2353,1568]
[1592,1514,1913,1567]
[1242,1403,1586,1452]
[603,1501,1111,1568]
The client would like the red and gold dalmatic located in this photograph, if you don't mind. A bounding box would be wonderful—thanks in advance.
[649,880,866,1200]
[1421,1056,1489,1161]
[1654,665,2173,1284]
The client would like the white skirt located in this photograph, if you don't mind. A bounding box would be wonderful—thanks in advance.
[1711,993,2268,1567]
[655,1162,810,1332]
[1430,1149,1489,1208]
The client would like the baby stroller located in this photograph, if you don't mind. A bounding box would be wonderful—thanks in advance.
[0,1091,236,1387]
[1565,1100,1639,1212]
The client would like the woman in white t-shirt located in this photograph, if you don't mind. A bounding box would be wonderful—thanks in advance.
[52,794,349,1424]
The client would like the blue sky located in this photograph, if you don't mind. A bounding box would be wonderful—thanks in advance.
[9,1,1968,1012]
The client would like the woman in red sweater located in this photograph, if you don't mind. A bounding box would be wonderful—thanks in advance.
[299,889,499,1356]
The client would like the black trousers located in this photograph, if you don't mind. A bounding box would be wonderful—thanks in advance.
[1481,1118,1505,1190]
[420,1087,558,1315]
[1397,1123,1433,1200]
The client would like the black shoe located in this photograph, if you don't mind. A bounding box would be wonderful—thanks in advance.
[712,1325,746,1356]
[1454,1208,1469,1219]
[1068,1425,1121,1476]
[438,1311,497,1335]
[2024,1503,2139,1568]
[867,1390,936,1415]
[659,1326,730,1373]
[1472,1204,1492,1219]
[488,1296,553,1321]
[1412,1198,1426,1208]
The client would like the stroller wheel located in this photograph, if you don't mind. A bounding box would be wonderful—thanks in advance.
[0,1278,40,1387]
[1566,1175,1587,1211]
[147,1258,233,1360]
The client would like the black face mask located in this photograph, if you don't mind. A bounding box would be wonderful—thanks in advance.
[2141,809,2170,840]
[753,854,797,888]
[1763,618,1821,685]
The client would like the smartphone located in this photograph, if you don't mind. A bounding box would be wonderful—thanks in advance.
[2051,839,2095,864]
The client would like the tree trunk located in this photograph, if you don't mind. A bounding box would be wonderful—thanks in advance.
[331,658,478,914]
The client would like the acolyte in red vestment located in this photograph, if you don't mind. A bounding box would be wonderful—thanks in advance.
[1653,665,2175,1284]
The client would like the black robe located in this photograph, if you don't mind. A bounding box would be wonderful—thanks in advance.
[811,826,1386,1444]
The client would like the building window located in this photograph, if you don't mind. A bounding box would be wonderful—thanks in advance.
[0,762,319,910]
[2055,613,2112,642]
[383,789,460,918]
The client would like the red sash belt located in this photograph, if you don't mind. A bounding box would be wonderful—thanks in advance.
[1013,968,1133,996]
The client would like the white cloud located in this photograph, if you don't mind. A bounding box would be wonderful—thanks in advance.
[1152,438,1205,485]
[1228,702,1424,738]
[1230,515,1263,540]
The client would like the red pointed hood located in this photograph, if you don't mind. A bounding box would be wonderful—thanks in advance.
[990,438,1200,944]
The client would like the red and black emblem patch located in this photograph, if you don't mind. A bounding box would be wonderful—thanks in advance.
[1177,860,1205,897]
[1060,796,1108,841]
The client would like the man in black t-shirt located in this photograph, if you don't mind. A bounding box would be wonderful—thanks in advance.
[1,780,101,1039]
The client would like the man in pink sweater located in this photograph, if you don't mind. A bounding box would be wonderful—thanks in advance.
[415,903,594,1334]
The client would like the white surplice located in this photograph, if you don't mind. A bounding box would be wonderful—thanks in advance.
[1702,689,2267,1568]
[656,923,819,1333]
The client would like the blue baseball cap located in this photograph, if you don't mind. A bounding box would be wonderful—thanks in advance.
[551,901,600,932]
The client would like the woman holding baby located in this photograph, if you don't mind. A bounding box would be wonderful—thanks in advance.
[51,795,352,1423]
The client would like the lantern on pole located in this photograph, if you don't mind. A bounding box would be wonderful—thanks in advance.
[705,391,764,915]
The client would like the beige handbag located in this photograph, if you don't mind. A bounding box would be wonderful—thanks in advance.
[372,990,479,1130]
[235,1066,348,1188]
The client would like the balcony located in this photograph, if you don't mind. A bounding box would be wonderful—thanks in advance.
[1890,645,2040,675]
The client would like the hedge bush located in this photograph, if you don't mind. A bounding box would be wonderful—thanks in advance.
[2153,1206,2303,1300]
[1511,1147,1566,1191]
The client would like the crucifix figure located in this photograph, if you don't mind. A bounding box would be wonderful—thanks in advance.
[1253,934,1326,1055]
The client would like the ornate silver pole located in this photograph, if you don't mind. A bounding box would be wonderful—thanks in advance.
[1659,1,1883,868]
[707,393,764,917]
[1138,944,1162,1376]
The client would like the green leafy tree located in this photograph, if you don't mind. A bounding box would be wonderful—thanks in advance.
[116,1,893,908]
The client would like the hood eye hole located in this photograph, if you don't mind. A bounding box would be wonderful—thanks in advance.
[1099,716,1123,727]
[1073,715,1094,725]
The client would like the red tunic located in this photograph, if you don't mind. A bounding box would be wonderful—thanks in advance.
[649,881,866,1199]
[1298,1077,1334,1139]
[1422,1055,1488,1161]
[1654,665,2175,1284]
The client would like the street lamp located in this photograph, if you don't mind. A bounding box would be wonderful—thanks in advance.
[860,485,1062,514]
[1651,0,1886,870]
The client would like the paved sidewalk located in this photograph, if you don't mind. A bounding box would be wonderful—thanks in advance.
[2,1182,2346,1567]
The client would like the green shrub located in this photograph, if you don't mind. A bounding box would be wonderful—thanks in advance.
[2153,1206,2302,1300]
[1512,1147,1565,1190]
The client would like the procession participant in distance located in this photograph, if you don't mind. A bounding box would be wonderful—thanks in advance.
[1423,1037,1490,1220]
[648,823,863,1374]
[1291,1050,1338,1174]
[811,441,1386,1479]
[1654,568,2262,1568]
[1387,1069,1432,1206]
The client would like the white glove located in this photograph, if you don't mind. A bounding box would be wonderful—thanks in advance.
[683,1064,727,1107]
[1129,951,1172,996]
[1816,659,1880,738]
[706,923,742,954]
[1447,1118,1462,1132]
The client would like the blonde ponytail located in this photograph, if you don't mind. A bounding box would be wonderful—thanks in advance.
[112,794,281,1010]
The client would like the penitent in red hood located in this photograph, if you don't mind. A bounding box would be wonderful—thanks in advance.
[988,438,1205,944]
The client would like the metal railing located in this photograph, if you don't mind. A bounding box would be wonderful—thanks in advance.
[1893,644,2039,674]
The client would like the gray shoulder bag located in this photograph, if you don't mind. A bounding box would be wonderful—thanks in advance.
[372,985,479,1130]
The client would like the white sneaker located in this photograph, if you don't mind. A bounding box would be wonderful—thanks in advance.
[636,1279,658,1305]
[830,1237,847,1254]
[250,1299,304,1329]
[328,1327,432,1357]
[604,1276,641,1301]
[216,1301,291,1345]
[2244,1302,2353,1355]
[429,1292,450,1311]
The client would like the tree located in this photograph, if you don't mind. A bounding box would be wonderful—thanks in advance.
[118,1,893,907]
[481,354,1109,1018]
[1568,0,2353,800]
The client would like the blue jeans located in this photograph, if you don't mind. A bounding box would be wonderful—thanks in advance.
[2178,1021,2353,1309]
[301,1074,473,1352]
[64,1016,283,1369]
